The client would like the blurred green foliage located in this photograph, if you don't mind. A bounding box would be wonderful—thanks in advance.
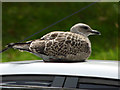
[2,2,118,62]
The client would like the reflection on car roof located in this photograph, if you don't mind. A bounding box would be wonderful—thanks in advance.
[0,60,119,79]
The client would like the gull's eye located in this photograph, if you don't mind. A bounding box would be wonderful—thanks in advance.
[81,26,88,29]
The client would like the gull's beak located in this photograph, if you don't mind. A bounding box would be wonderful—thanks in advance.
[90,30,101,35]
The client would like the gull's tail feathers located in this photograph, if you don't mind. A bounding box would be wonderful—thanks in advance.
[6,42,31,52]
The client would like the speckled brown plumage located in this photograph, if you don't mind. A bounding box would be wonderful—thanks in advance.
[29,31,91,61]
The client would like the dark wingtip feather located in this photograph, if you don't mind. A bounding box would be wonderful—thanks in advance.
[0,43,15,53]
[5,43,15,48]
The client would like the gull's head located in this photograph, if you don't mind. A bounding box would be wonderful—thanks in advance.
[70,23,101,36]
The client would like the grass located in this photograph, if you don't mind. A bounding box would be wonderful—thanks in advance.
[2,2,119,62]
[89,47,118,60]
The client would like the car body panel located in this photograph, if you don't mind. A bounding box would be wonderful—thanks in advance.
[0,60,119,79]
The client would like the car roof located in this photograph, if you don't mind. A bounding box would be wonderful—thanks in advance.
[0,60,119,79]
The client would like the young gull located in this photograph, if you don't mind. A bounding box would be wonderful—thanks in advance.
[6,23,101,62]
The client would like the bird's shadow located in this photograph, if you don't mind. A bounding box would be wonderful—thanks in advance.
[8,60,86,64]
[44,60,86,63]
